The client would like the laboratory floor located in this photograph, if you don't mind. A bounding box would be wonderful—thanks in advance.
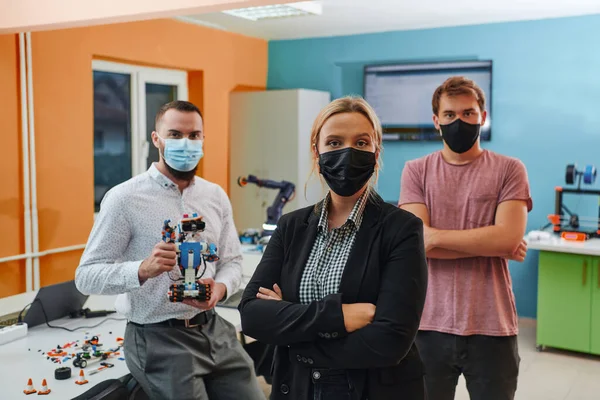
[256,319,600,400]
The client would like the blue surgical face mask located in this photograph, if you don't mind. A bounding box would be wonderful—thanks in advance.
[159,137,204,172]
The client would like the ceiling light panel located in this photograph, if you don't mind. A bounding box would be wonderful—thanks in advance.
[222,1,322,21]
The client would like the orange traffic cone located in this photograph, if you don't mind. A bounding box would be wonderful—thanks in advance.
[23,378,37,395]
[37,379,51,395]
[75,369,88,385]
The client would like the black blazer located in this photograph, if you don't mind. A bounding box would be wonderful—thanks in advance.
[238,194,428,400]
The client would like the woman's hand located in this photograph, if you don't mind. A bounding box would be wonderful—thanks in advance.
[257,284,283,301]
[342,303,376,333]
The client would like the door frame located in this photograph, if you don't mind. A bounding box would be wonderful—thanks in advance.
[91,60,188,176]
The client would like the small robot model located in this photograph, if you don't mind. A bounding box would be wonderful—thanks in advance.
[72,346,116,369]
[164,213,220,303]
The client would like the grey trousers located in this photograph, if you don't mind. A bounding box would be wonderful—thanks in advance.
[124,313,265,400]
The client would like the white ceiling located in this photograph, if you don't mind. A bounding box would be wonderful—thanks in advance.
[179,0,600,40]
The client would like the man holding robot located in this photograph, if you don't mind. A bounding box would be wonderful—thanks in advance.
[75,101,264,400]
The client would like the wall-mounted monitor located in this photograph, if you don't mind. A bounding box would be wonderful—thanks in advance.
[363,60,492,142]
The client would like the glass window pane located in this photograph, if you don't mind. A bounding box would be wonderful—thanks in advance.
[146,83,178,170]
[93,71,132,212]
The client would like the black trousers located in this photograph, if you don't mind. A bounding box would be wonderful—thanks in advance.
[416,330,520,400]
[310,369,426,400]
[311,369,353,400]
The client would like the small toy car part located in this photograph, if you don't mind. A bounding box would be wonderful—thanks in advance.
[54,367,71,381]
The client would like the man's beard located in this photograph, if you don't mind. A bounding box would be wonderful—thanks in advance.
[165,162,198,181]
[160,148,198,181]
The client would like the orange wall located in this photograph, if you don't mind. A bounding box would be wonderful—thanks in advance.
[0,35,26,298]
[0,19,267,297]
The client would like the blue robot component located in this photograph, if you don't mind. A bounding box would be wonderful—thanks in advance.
[206,243,219,262]
[163,213,220,302]
[584,165,597,185]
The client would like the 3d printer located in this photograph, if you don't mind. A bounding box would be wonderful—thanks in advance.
[237,175,296,240]
[548,164,599,241]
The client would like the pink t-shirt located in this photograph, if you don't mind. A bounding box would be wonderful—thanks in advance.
[399,150,532,336]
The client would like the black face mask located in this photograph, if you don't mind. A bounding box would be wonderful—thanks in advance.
[318,147,376,197]
[440,119,480,154]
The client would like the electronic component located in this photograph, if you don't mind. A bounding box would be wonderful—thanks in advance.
[163,213,220,303]
[548,164,600,240]
[0,322,27,345]
[0,311,20,327]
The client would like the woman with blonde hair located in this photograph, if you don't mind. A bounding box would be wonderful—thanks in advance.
[239,96,428,400]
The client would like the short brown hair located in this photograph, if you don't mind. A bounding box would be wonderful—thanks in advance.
[155,100,203,130]
[432,76,486,116]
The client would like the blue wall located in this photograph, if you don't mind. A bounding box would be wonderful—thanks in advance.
[268,15,600,318]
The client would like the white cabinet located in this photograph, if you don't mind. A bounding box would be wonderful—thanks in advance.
[229,89,331,232]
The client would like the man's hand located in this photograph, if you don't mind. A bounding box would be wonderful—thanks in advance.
[138,242,177,284]
[507,239,527,262]
[341,303,376,333]
[183,278,227,311]
[423,225,439,252]
[257,284,283,301]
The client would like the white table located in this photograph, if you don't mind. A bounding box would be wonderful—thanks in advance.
[0,249,263,399]
[241,245,263,277]
[0,298,247,399]
[526,233,600,256]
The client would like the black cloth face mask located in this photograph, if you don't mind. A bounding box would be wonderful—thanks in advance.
[440,118,481,154]
[318,147,376,197]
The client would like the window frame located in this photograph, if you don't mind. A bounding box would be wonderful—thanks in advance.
[91,60,188,214]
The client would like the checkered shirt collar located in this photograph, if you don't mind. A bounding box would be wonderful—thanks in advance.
[318,191,369,232]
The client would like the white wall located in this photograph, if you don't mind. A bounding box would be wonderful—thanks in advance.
[229,89,330,232]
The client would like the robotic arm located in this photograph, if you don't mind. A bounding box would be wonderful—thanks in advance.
[238,175,296,234]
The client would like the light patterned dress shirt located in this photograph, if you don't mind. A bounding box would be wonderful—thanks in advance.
[75,163,242,324]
